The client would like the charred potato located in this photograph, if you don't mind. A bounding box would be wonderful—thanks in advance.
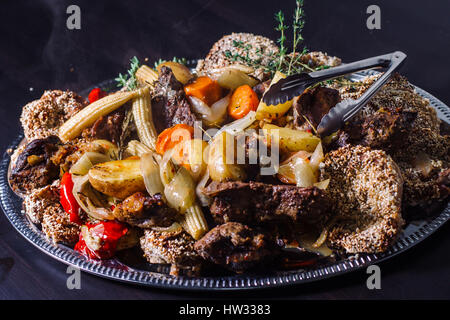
[88,158,146,199]
[156,61,193,85]
[262,123,320,153]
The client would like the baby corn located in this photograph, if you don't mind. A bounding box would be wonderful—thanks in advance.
[180,204,209,240]
[125,140,153,157]
[59,90,137,142]
[136,65,159,86]
[132,86,158,150]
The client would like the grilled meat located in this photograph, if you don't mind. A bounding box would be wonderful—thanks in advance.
[196,33,279,81]
[293,86,341,131]
[89,107,126,144]
[320,145,404,253]
[20,90,87,141]
[194,222,276,273]
[23,181,60,224]
[151,66,197,133]
[335,110,417,151]
[112,192,177,228]
[10,136,62,194]
[41,201,81,245]
[204,181,331,227]
[140,229,202,276]
[331,73,449,207]
[253,80,271,99]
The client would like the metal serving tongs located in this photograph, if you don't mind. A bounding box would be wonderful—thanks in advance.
[262,51,402,106]
[316,51,407,137]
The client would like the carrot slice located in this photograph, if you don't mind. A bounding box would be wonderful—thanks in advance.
[184,76,222,106]
[155,124,194,155]
[228,85,259,119]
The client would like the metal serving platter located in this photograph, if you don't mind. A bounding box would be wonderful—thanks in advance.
[1,69,449,290]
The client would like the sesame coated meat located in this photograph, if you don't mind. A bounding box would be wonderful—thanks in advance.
[320,145,404,253]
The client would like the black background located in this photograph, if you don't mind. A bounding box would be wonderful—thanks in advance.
[0,0,449,299]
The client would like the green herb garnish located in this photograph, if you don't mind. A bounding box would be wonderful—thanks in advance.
[115,56,141,90]
[226,0,317,76]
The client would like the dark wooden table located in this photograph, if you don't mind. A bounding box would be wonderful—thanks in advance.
[0,0,449,299]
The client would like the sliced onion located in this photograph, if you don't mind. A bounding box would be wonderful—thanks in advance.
[196,168,211,207]
[293,158,315,188]
[140,153,164,196]
[72,175,114,221]
[412,152,433,177]
[309,142,324,171]
[277,151,311,184]
[151,222,183,233]
[312,228,328,248]
[277,163,296,184]
[70,152,110,176]
[314,179,330,190]
[203,94,230,125]
[164,167,196,213]
[213,111,256,139]
[160,148,175,186]
[187,96,212,116]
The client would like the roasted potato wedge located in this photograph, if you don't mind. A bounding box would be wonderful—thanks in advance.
[156,61,193,84]
[217,68,259,90]
[262,123,320,153]
[256,71,293,120]
[88,158,146,199]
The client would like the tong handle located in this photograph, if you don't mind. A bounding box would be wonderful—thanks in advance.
[342,51,407,122]
[308,52,394,83]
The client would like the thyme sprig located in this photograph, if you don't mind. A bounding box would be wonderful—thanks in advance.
[225,0,313,76]
[115,56,141,90]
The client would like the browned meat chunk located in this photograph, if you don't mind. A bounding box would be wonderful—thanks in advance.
[437,168,450,199]
[252,80,271,100]
[140,229,202,276]
[196,33,279,81]
[10,136,62,194]
[112,192,177,228]
[331,73,449,208]
[293,86,341,131]
[151,66,197,133]
[23,181,60,224]
[20,90,87,141]
[194,222,276,273]
[89,107,126,144]
[320,145,404,253]
[204,181,331,227]
[41,202,81,245]
[335,108,417,151]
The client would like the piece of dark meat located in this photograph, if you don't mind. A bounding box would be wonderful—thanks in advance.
[204,181,331,227]
[10,136,62,194]
[293,86,341,131]
[334,110,417,152]
[252,80,271,100]
[437,168,450,199]
[112,192,177,228]
[194,222,276,273]
[151,66,197,133]
[90,106,126,144]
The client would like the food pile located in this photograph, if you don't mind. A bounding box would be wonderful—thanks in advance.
[9,29,449,276]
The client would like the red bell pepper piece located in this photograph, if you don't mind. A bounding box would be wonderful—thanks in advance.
[60,172,82,225]
[88,88,107,103]
[74,221,128,259]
